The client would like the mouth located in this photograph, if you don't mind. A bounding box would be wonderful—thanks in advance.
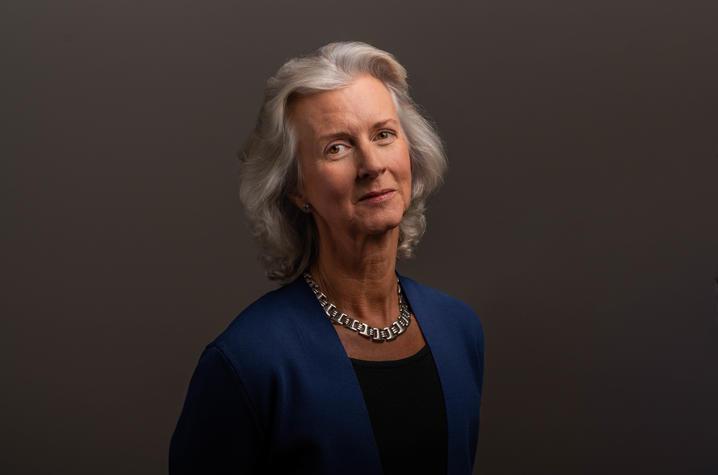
[359,188,395,201]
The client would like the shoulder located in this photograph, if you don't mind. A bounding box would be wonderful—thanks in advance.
[205,278,308,372]
[399,273,484,350]
[403,275,479,313]
[215,279,303,339]
[399,273,480,320]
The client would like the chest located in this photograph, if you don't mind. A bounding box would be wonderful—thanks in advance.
[333,316,427,361]
[261,321,481,475]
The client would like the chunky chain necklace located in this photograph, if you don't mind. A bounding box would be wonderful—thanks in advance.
[303,272,412,342]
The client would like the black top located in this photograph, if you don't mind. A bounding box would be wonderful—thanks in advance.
[350,344,448,475]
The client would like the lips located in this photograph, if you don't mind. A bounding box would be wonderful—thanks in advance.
[359,189,395,201]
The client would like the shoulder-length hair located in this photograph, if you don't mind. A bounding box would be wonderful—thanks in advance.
[238,41,447,284]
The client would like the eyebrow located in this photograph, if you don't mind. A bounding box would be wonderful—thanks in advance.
[317,119,399,143]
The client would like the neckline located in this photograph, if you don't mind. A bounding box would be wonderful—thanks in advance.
[349,343,429,367]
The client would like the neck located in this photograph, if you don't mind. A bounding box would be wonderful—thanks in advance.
[308,228,400,329]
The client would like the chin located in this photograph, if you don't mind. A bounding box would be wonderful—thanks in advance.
[362,217,403,236]
[354,203,405,235]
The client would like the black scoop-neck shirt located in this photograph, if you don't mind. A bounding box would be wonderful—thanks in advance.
[350,344,448,475]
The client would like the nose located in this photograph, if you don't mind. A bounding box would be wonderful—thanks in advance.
[356,140,386,180]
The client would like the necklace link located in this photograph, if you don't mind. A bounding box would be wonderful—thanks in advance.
[303,272,412,343]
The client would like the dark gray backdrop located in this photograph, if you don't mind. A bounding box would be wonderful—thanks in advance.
[3,1,717,474]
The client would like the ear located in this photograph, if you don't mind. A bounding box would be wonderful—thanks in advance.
[288,189,306,211]
[289,193,304,209]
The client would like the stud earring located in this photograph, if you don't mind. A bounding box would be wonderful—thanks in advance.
[303,203,311,213]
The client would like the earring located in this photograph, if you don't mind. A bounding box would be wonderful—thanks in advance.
[303,203,311,213]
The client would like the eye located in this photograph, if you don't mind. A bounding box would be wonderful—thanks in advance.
[326,143,349,156]
[375,130,397,142]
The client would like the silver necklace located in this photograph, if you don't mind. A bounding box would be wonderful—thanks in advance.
[303,272,412,342]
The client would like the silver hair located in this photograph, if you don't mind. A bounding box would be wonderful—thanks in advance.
[238,41,447,284]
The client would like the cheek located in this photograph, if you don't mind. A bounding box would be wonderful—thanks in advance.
[305,166,353,202]
[397,146,412,190]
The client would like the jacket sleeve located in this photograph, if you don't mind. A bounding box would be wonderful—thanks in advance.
[169,344,266,474]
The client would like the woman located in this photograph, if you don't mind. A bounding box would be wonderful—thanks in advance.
[169,41,485,475]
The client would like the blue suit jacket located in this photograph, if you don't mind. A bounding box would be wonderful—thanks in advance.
[170,272,485,474]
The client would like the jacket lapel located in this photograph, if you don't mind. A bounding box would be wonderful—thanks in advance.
[399,273,473,475]
[290,276,384,474]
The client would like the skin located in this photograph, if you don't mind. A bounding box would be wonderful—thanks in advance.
[288,74,426,360]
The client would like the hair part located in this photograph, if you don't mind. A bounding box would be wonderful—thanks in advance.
[238,41,447,284]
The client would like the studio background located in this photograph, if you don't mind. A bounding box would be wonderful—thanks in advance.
[2,1,717,474]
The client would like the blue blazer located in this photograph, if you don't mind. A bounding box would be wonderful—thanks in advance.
[170,272,485,474]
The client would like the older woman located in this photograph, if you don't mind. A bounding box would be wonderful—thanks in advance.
[170,41,485,475]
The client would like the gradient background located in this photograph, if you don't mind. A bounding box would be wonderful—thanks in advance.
[3,1,717,474]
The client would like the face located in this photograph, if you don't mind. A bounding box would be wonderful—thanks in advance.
[288,74,412,244]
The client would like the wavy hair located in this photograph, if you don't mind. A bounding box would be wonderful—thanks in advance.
[238,41,447,284]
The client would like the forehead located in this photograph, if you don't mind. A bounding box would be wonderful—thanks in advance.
[289,74,398,138]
